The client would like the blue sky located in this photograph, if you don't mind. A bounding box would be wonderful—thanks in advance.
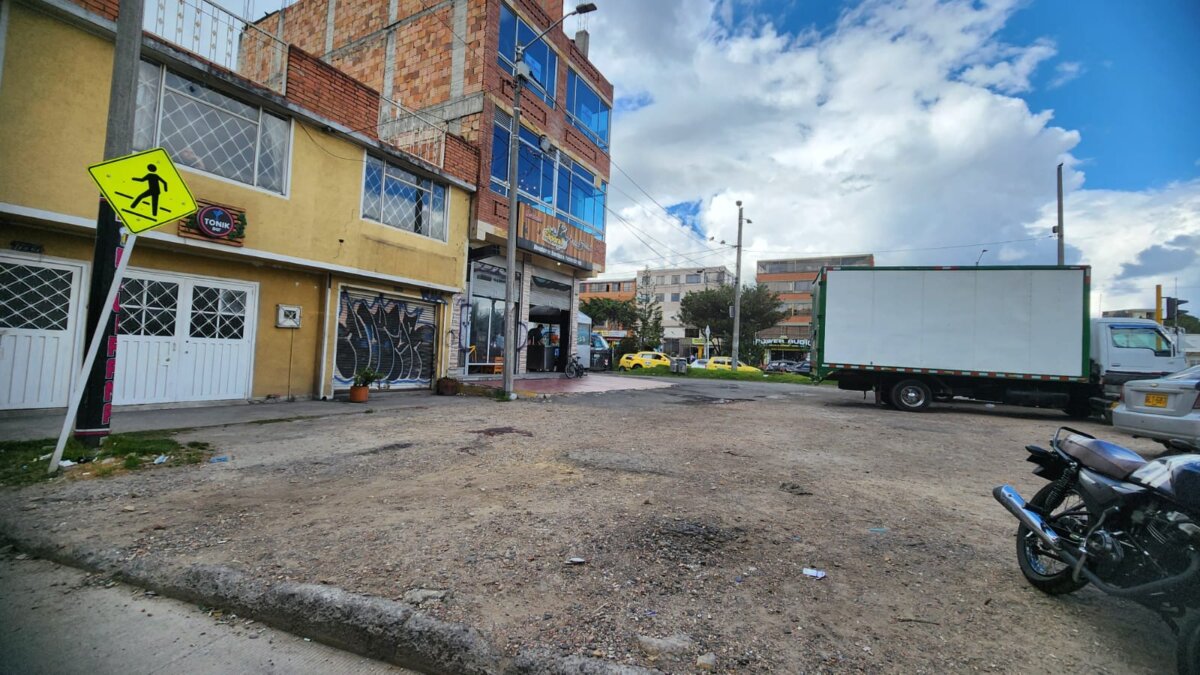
[730,0,1200,192]
[1000,0,1200,191]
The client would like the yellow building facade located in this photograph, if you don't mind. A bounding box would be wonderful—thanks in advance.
[0,0,476,410]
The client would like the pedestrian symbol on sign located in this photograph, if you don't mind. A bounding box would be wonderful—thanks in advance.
[87,148,197,233]
[128,164,168,216]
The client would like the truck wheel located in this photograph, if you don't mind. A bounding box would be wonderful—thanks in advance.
[878,387,896,409]
[891,379,932,412]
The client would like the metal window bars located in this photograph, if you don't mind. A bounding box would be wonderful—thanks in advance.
[378,96,448,169]
[147,0,288,95]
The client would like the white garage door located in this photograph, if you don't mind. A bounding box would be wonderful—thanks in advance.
[115,270,257,405]
[0,254,86,409]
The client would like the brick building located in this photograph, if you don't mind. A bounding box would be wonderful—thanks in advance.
[1,0,479,411]
[259,0,613,376]
[577,277,636,338]
[756,254,874,361]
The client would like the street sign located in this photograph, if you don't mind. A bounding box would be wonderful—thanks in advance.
[87,148,198,233]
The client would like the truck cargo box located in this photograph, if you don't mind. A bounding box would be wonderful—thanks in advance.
[816,267,1089,380]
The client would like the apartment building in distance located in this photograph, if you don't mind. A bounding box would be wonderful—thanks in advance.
[756,254,875,362]
[577,277,635,337]
[258,0,613,376]
[640,266,730,356]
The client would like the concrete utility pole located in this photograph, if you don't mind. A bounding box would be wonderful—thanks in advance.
[75,0,146,446]
[1055,162,1065,266]
[501,2,596,397]
[731,202,745,369]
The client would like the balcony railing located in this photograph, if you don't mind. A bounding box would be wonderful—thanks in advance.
[378,97,448,169]
[145,0,288,94]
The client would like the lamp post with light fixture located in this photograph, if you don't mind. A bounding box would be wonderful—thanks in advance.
[502,2,597,397]
[975,249,989,266]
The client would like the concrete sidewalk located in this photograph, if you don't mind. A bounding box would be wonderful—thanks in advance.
[0,391,443,442]
[0,375,674,442]
[0,552,410,675]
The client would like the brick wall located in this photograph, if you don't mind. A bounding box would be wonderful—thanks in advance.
[271,0,330,58]
[65,0,117,21]
[444,130,481,185]
[286,46,380,136]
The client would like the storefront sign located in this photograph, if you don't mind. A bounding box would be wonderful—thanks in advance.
[517,204,604,271]
[178,200,247,247]
[196,206,236,238]
[758,337,811,347]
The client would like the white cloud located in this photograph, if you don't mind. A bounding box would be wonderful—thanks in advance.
[572,0,1199,314]
[1048,61,1084,89]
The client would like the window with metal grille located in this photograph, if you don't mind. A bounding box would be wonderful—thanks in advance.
[362,156,448,241]
[135,60,290,193]
[189,286,247,339]
[118,278,179,336]
[0,263,74,330]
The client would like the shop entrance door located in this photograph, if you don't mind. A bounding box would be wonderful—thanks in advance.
[334,289,438,390]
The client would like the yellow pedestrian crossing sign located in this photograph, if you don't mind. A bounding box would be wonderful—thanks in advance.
[87,148,198,233]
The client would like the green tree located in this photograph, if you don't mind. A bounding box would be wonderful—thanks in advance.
[633,271,664,350]
[579,297,637,329]
[678,283,784,357]
[1172,308,1199,334]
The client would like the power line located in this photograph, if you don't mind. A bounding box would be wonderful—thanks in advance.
[742,235,1055,257]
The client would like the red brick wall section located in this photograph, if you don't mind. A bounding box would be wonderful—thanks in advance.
[286,46,381,137]
[444,132,481,186]
[65,0,118,21]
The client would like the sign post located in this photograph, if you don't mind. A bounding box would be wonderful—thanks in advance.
[48,148,197,474]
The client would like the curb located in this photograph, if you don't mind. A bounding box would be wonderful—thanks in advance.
[0,524,654,675]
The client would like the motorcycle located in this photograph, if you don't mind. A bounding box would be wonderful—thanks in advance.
[565,353,588,379]
[993,428,1200,673]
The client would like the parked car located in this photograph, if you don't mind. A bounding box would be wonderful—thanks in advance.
[618,351,672,371]
[765,360,796,373]
[1111,364,1200,451]
[706,357,763,374]
[690,359,709,369]
[794,360,812,375]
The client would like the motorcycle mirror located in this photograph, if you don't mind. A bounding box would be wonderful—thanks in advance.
[1166,438,1198,453]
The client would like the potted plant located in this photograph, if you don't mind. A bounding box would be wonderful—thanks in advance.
[349,368,382,403]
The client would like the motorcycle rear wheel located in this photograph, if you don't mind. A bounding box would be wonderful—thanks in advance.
[1015,483,1091,595]
[1179,611,1200,675]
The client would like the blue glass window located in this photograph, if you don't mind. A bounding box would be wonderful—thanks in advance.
[497,4,558,107]
[566,69,610,150]
[489,116,606,242]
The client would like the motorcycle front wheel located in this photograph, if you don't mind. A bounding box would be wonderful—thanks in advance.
[1015,482,1092,595]
[1179,611,1200,675]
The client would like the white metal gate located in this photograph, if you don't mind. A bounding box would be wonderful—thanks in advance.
[0,254,87,410]
[115,270,257,405]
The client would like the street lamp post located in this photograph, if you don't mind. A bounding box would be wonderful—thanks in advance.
[975,248,989,266]
[731,205,746,369]
[502,2,597,397]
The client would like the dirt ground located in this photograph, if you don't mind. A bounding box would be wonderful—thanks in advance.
[0,379,1180,673]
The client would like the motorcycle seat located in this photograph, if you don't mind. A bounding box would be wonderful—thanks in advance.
[1058,434,1148,480]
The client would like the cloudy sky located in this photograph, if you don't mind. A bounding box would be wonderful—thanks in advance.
[564,0,1200,314]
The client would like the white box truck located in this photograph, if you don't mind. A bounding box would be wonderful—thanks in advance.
[813,266,1187,416]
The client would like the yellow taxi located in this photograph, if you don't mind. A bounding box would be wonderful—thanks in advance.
[618,351,672,370]
[706,356,763,374]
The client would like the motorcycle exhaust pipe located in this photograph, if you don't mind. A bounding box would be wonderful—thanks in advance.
[993,485,1060,549]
